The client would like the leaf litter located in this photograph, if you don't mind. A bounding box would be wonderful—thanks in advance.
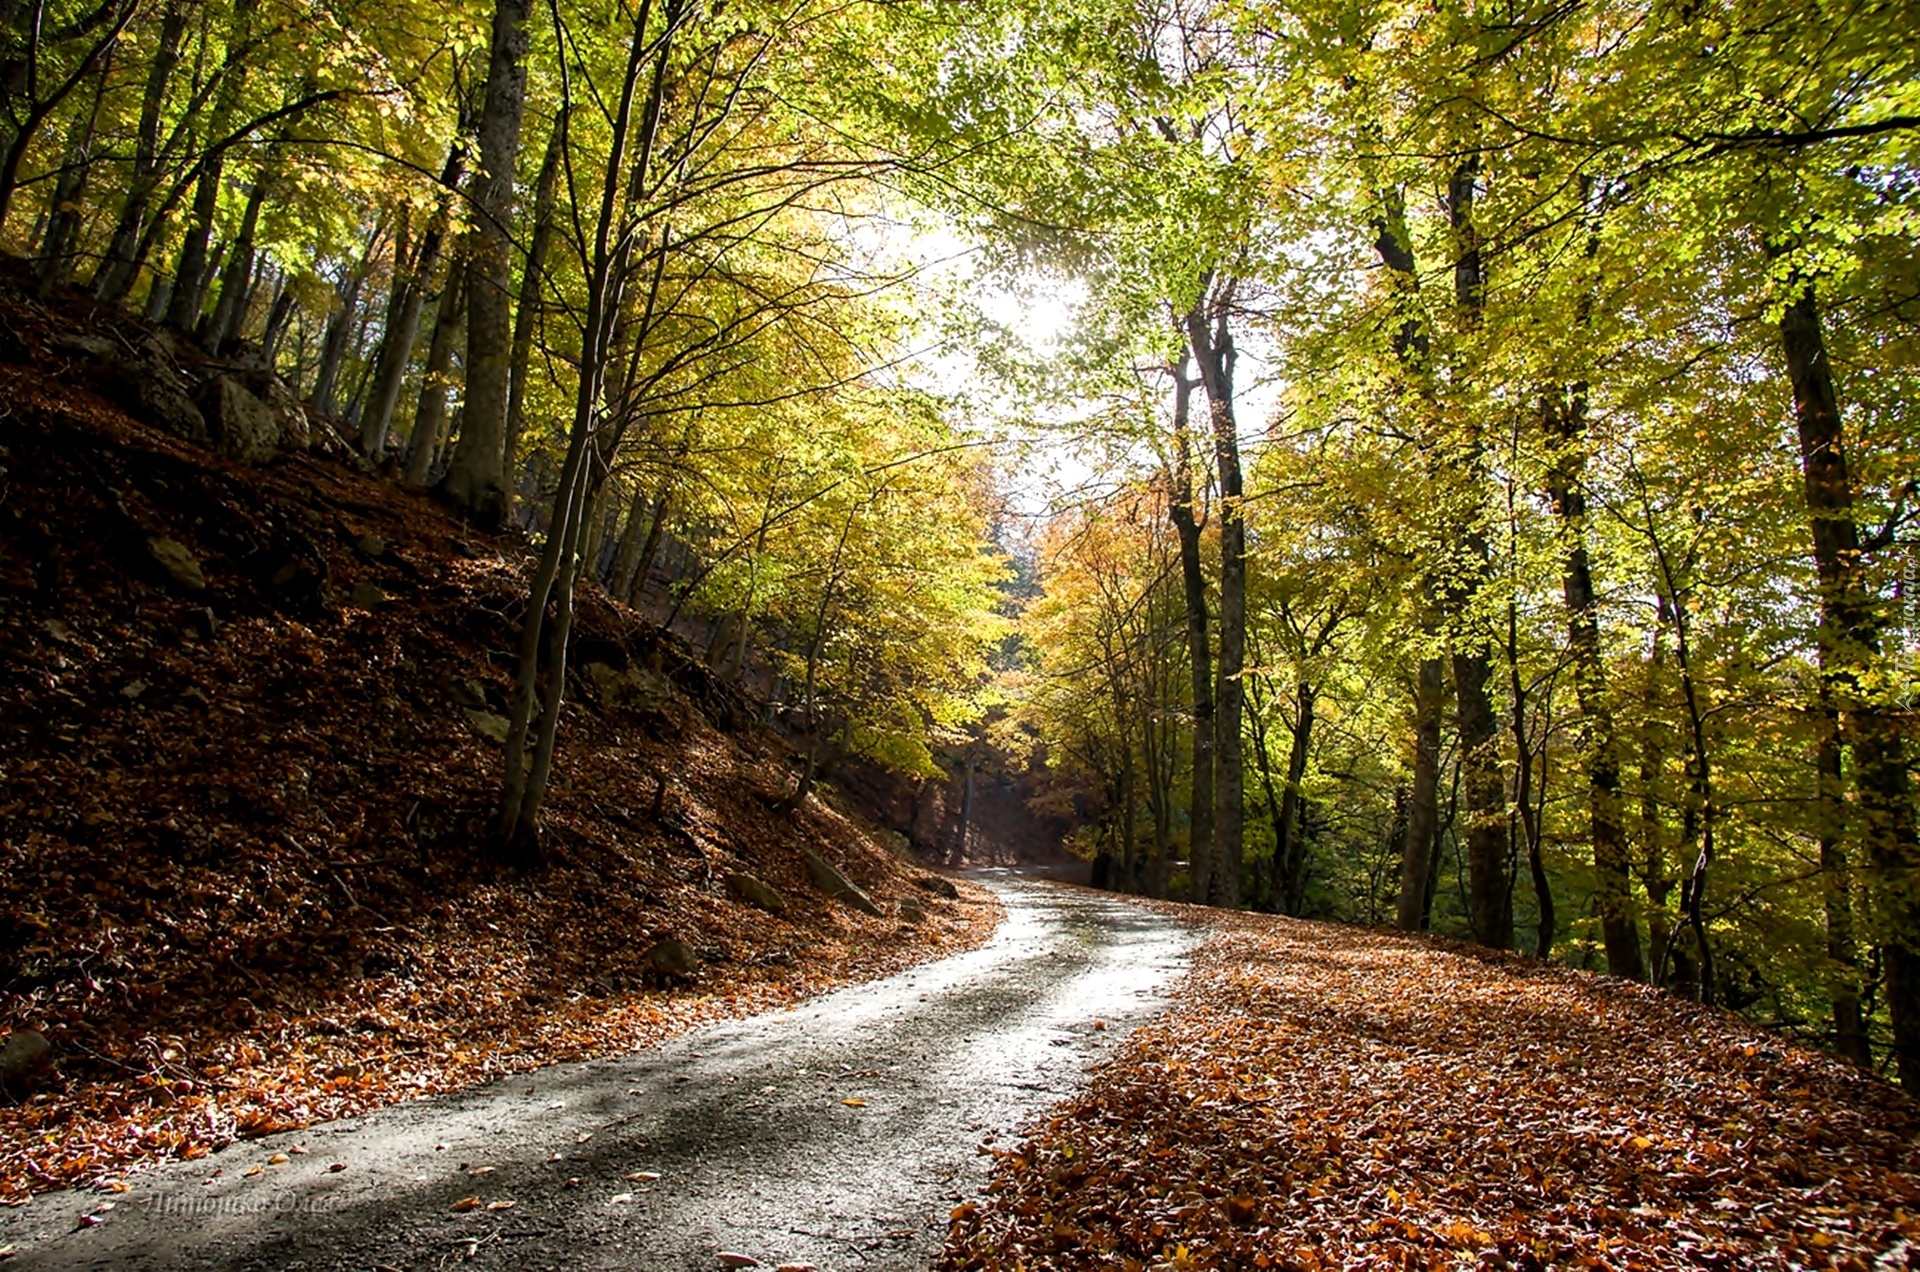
[942,908,1920,1270]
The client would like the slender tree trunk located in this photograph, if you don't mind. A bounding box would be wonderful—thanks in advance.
[93,0,185,301]
[625,483,672,603]
[404,258,468,486]
[1186,284,1244,908]
[948,750,975,868]
[1506,597,1555,958]
[35,48,109,294]
[504,107,566,516]
[1277,682,1314,916]
[166,0,260,330]
[1446,158,1512,950]
[606,484,651,592]
[362,150,461,462]
[442,0,535,527]
[497,0,680,856]
[1545,391,1644,977]
[1780,280,1920,1085]
[1397,655,1445,930]
[1817,691,1870,1066]
[1166,361,1215,904]
[206,177,267,351]
[1373,187,1447,936]
[311,219,385,415]
[259,272,294,359]
[360,244,426,461]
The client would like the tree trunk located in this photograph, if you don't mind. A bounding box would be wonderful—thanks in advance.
[1166,360,1214,905]
[1545,390,1644,977]
[206,178,267,352]
[362,149,462,462]
[442,0,535,527]
[92,0,185,301]
[948,750,975,868]
[1185,285,1243,908]
[404,258,468,486]
[35,49,108,294]
[1277,682,1314,915]
[1817,692,1870,1066]
[1780,279,1920,1085]
[1446,158,1511,950]
[165,0,260,330]
[359,238,426,461]
[504,107,566,516]
[625,483,672,603]
[311,219,386,415]
[1396,655,1445,931]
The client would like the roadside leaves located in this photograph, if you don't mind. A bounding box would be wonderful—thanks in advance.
[942,911,1920,1269]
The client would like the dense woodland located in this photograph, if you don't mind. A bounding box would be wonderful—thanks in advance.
[1,0,1915,1098]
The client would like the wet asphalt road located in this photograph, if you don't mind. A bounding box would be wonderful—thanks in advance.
[1,871,1195,1271]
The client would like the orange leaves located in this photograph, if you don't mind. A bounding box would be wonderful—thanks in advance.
[939,909,1920,1271]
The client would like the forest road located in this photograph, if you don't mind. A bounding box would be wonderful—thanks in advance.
[2,871,1195,1272]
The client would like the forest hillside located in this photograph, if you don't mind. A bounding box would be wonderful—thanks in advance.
[0,270,993,1201]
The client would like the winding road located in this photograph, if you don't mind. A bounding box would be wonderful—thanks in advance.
[2,872,1195,1271]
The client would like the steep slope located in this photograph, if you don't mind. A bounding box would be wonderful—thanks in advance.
[0,275,995,1201]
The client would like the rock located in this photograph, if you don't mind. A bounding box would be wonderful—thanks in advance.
[0,1029,51,1099]
[801,849,885,918]
[126,360,208,445]
[145,536,206,592]
[898,894,927,924]
[195,374,281,464]
[349,580,386,609]
[464,709,510,744]
[874,828,912,857]
[183,606,219,640]
[355,533,386,558]
[914,874,960,900]
[258,378,312,452]
[51,332,115,360]
[583,662,674,714]
[120,679,148,700]
[644,938,697,984]
[725,872,787,915]
[717,1255,760,1269]
[446,675,493,712]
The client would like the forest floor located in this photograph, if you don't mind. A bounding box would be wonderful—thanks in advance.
[0,273,998,1206]
[942,905,1920,1271]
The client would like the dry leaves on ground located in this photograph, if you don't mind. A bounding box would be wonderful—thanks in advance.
[943,907,1920,1271]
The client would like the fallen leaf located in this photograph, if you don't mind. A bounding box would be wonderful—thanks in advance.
[267,1153,289,1165]
[485,1199,514,1212]
[625,1171,661,1182]
[841,1097,867,1108]
[717,1254,759,1269]
[449,1196,480,1213]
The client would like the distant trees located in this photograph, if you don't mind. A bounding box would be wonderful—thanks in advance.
[945,0,1920,1084]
